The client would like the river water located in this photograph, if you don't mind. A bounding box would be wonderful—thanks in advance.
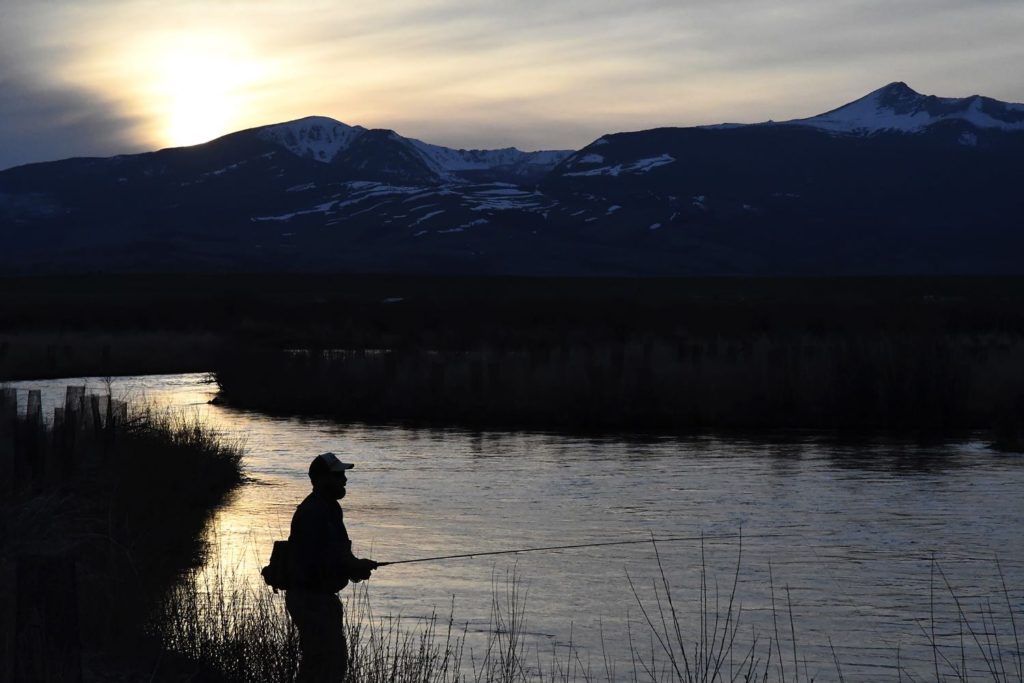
[8,373,1024,682]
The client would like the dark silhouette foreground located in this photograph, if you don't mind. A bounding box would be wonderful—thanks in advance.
[286,452,377,682]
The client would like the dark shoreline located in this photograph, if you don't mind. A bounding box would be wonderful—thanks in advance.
[3,273,1023,443]
[0,391,244,681]
[0,330,225,381]
[210,334,1024,444]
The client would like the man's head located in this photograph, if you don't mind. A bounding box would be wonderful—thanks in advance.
[309,452,354,499]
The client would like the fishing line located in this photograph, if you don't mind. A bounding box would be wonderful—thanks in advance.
[377,531,797,567]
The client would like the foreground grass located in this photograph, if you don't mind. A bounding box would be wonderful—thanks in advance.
[0,391,244,680]
[151,539,1023,683]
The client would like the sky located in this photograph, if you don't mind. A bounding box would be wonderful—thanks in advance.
[1,0,1023,170]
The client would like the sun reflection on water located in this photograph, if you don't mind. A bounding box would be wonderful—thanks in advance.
[7,372,1024,679]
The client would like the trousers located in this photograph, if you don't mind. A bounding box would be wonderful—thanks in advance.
[285,589,348,683]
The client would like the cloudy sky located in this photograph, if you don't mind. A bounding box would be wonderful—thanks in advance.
[1,0,1023,169]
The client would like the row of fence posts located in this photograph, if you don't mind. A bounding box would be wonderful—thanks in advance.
[1,386,128,498]
[2,386,129,683]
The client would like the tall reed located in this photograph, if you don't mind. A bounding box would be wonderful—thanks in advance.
[150,564,543,683]
[147,538,1024,683]
[1,389,244,679]
[214,331,1024,437]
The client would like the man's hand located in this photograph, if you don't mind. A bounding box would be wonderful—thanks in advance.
[349,558,378,583]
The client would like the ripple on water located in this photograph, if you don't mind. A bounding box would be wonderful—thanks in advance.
[8,373,1024,681]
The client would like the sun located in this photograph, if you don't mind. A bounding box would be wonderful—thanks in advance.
[146,35,269,148]
[160,52,236,147]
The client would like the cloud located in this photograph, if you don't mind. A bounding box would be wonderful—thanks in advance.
[0,0,1023,162]
[0,3,144,170]
[0,74,146,171]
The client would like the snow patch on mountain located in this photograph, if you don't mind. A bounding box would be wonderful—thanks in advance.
[476,187,533,196]
[564,154,676,177]
[408,141,493,173]
[408,139,572,177]
[258,117,366,162]
[252,200,337,222]
[256,116,571,178]
[783,82,1024,134]
[464,184,549,212]
[410,209,445,227]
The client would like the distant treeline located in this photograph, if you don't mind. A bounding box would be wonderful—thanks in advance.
[4,273,1024,437]
[5,274,1024,344]
[214,332,1024,437]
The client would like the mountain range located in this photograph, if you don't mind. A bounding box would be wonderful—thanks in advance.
[1,82,1022,276]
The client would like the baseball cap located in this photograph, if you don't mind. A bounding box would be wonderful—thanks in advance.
[309,452,355,479]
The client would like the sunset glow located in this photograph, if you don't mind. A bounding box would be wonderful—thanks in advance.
[157,49,244,147]
[130,34,274,148]
[1,0,1023,169]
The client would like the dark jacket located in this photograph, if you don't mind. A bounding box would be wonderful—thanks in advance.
[288,490,362,593]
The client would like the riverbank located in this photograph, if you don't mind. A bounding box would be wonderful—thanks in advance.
[0,330,225,381]
[6,374,1021,681]
[213,331,1024,438]
[0,387,243,681]
[5,273,1024,438]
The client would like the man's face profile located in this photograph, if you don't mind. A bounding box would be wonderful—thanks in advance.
[328,471,347,499]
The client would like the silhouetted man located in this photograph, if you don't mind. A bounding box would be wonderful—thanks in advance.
[287,452,378,682]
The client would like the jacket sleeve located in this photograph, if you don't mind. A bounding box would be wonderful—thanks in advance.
[334,515,366,581]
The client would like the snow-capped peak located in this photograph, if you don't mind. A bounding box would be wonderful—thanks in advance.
[407,139,572,177]
[258,116,366,162]
[258,116,572,177]
[783,82,1024,134]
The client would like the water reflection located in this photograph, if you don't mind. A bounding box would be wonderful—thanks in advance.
[6,373,1023,681]
[826,447,982,474]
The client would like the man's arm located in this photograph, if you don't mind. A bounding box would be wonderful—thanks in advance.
[332,504,377,583]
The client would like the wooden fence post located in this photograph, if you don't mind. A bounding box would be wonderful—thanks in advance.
[103,400,127,457]
[0,388,15,413]
[51,406,65,484]
[11,555,83,683]
[0,389,16,499]
[80,395,95,438]
[89,395,103,434]
[59,387,85,474]
[64,386,84,434]
[24,390,43,492]
[26,391,41,425]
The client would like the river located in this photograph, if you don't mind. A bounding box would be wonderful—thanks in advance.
[8,372,1023,681]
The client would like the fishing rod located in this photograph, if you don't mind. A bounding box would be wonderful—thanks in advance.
[376,531,795,567]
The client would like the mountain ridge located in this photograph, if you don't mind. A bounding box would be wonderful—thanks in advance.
[1,82,1022,276]
[253,115,573,183]
[779,81,1024,134]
